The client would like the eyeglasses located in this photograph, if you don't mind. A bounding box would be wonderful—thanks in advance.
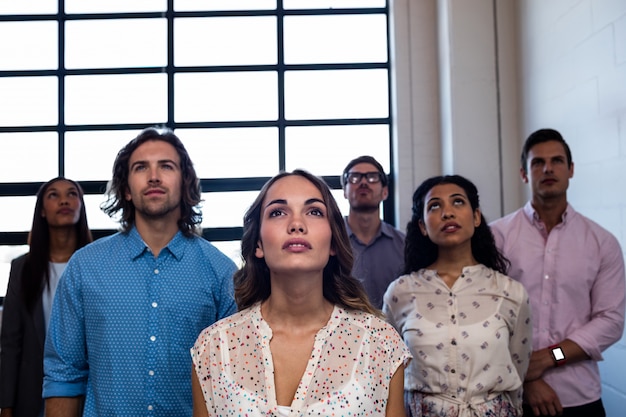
[345,171,382,184]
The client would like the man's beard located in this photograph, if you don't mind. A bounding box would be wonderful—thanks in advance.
[136,200,181,219]
[350,201,379,213]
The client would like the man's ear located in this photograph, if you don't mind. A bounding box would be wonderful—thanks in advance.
[381,185,389,201]
[520,167,529,183]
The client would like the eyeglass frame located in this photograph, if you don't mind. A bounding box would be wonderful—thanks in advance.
[344,171,384,185]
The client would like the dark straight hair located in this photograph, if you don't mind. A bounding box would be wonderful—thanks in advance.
[21,177,92,312]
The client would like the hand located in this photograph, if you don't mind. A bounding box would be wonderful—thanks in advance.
[525,348,554,381]
[523,379,563,416]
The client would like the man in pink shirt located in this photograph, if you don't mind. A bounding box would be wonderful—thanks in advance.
[490,128,625,417]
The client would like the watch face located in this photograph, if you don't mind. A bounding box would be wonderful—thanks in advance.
[552,347,565,361]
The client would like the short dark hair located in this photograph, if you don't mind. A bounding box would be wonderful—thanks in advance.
[100,127,202,237]
[341,155,388,187]
[521,128,573,174]
[233,169,379,316]
[404,175,510,275]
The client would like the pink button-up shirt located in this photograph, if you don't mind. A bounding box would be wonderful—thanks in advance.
[490,202,625,407]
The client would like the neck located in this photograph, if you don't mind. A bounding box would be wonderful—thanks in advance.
[347,210,382,245]
[48,227,78,263]
[262,271,332,329]
[134,216,181,257]
[429,243,477,288]
[531,195,568,234]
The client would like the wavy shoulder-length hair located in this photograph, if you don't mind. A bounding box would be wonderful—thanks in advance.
[100,127,202,237]
[22,177,92,311]
[234,169,378,316]
[404,175,509,275]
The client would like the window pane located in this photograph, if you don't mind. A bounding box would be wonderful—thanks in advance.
[0,22,57,71]
[83,194,120,230]
[0,132,58,182]
[66,19,167,69]
[0,0,56,14]
[285,69,388,120]
[284,0,386,9]
[175,72,278,122]
[175,0,275,11]
[178,128,279,178]
[210,240,242,267]
[175,17,276,66]
[284,14,387,64]
[65,0,166,14]
[65,74,168,125]
[0,196,36,232]
[0,77,58,127]
[65,130,142,181]
[0,245,30,298]
[331,188,350,218]
[285,125,389,176]
[201,191,258,228]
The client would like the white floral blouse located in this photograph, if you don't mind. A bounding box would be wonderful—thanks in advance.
[383,264,532,417]
[191,303,411,416]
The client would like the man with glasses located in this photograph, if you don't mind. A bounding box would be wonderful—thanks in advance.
[341,155,405,309]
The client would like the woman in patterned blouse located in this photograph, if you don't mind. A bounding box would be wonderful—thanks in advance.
[191,169,411,417]
[383,175,532,417]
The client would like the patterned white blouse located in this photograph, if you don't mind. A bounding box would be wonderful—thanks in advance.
[383,264,532,417]
[191,303,411,416]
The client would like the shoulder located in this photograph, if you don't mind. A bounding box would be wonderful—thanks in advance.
[10,253,28,269]
[571,210,621,244]
[195,308,253,342]
[75,232,123,254]
[340,308,400,337]
[184,236,237,272]
[489,207,525,232]
[381,221,406,239]
[386,272,418,292]
[491,268,529,300]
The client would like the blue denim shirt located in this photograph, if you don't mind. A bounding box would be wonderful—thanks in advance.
[43,227,237,416]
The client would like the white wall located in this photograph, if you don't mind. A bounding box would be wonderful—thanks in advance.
[391,0,626,414]
[517,0,626,413]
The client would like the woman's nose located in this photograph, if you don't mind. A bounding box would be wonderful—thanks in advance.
[289,218,306,233]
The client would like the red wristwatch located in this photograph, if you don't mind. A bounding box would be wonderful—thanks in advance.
[549,344,566,367]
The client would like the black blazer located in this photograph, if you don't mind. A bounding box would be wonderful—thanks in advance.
[0,254,46,417]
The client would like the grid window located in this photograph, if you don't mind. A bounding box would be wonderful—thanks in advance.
[0,1,394,299]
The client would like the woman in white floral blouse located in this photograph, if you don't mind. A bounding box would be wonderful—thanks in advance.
[383,175,532,417]
[191,169,411,417]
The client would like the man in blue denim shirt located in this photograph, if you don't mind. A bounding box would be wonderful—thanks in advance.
[43,127,237,417]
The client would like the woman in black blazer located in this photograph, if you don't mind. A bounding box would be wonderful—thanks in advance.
[0,177,92,417]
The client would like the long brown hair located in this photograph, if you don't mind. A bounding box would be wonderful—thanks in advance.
[21,177,93,312]
[233,170,379,316]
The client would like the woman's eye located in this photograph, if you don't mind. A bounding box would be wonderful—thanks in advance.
[268,209,283,218]
[309,208,324,217]
[427,203,439,211]
[453,198,465,206]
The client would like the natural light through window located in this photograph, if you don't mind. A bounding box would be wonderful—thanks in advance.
[0,0,392,298]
